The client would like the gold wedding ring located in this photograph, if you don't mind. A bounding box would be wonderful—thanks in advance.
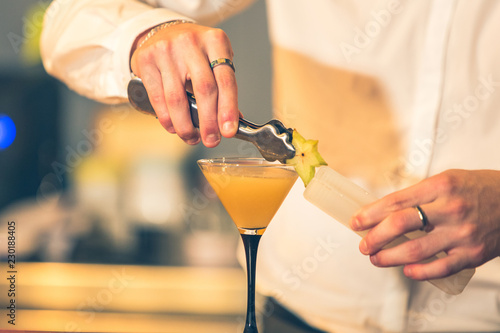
[210,58,235,72]
[414,205,430,232]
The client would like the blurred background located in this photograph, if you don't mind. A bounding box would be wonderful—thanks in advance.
[0,1,273,331]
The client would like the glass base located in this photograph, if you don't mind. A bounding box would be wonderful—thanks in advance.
[238,227,267,235]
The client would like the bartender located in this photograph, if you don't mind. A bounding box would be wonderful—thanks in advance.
[41,1,500,332]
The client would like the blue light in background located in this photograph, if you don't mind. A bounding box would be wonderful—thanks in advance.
[0,114,16,149]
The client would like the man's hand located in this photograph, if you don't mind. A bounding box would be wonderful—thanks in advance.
[130,22,239,147]
[350,169,500,280]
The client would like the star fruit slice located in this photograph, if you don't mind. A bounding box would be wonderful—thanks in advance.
[286,130,328,186]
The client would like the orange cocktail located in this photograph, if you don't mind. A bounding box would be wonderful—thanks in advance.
[198,158,297,333]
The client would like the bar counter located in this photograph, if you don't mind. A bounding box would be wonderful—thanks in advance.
[0,262,247,332]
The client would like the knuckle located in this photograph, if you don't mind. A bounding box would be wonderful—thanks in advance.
[202,113,218,125]
[385,195,407,212]
[435,171,460,195]
[388,212,409,234]
[206,28,229,44]
[457,223,479,242]
[165,92,185,108]
[196,79,218,97]
[135,48,155,64]
[468,244,486,265]
[149,93,165,106]
[446,197,470,220]
[405,240,425,262]
[198,118,219,136]
[177,30,198,46]
[153,39,173,54]
[141,72,156,84]
[438,261,454,277]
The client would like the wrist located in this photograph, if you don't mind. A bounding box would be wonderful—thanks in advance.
[138,19,194,49]
[129,19,194,71]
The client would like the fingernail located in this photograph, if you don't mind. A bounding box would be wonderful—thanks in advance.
[370,255,379,266]
[222,121,237,136]
[350,217,360,231]
[166,126,176,134]
[359,239,368,255]
[205,133,220,145]
[186,137,200,145]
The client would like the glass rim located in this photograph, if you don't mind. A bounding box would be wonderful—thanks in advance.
[197,157,296,168]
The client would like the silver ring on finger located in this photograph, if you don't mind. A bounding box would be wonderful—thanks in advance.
[414,205,432,232]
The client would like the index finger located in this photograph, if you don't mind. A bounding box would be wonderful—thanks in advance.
[351,177,441,231]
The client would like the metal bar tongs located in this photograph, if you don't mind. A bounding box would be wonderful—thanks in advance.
[127,77,296,163]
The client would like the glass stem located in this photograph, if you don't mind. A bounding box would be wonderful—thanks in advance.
[241,233,262,333]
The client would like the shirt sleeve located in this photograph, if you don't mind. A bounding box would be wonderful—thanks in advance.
[40,0,255,104]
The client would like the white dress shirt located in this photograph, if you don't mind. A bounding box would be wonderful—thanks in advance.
[41,1,500,332]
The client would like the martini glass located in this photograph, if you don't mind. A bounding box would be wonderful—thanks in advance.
[198,157,298,333]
